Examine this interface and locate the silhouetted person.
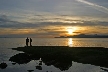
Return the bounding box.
[26,37,29,47]
[30,38,32,46]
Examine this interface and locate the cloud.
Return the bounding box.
[0,15,9,22]
[0,14,108,37]
[0,14,108,29]
[0,0,108,37]
[73,32,81,34]
[76,0,108,14]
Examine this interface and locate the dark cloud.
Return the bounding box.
[0,18,108,29]
[36,31,67,36]
[0,15,9,22]
[73,32,81,34]
[0,34,38,38]
[0,14,108,31]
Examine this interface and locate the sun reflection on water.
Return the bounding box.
[68,38,73,47]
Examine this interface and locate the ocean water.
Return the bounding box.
[0,38,108,72]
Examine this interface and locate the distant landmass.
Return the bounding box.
[55,34,108,38]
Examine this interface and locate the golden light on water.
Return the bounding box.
[68,38,73,47]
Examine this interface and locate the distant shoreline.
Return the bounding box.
[55,37,108,38]
[55,34,108,38]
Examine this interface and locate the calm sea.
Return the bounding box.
[0,38,108,72]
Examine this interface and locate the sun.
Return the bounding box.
[67,27,76,35]
[67,28,73,34]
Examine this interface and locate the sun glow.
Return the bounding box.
[67,27,76,35]
[68,28,73,34]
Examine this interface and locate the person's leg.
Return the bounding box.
[27,42,28,47]
[30,42,32,46]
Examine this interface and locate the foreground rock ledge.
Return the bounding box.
[11,46,108,70]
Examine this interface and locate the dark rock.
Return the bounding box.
[0,62,7,69]
[27,70,34,72]
[101,68,108,71]
[39,62,42,65]
[12,62,16,65]
[9,53,31,64]
[36,66,42,70]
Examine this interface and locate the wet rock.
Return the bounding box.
[36,66,42,70]
[12,62,16,65]
[27,70,34,72]
[101,68,108,72]
[9,53,31,64]
[0,62,7,69]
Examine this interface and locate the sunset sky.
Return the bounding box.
[0,0,108,37]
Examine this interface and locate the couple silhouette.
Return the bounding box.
[26,37,32,47]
